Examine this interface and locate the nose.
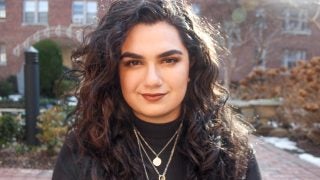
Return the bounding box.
[144,64,162,88]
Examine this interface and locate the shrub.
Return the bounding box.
[0,115,24,148]
[36,106,73,155]
[6,75,18,93]
[233,67,288,100]
[53,78,77,98]
[34,39,63,98]
[234,57,320,144]
[0,76,17,97]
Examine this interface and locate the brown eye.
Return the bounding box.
[162,58,179,64]
[124,60,142,67]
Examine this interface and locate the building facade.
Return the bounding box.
[0,0,107,81]
[194,0,320,82]
[0,0,320,85]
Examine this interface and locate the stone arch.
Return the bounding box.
[13,25,84,57]
[14,25,86,94]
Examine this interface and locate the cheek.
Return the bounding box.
[119,70,128,94]
[120,71,138,94]
[168,64,189,90]
[181,64,190,92]
[179,62,190,82]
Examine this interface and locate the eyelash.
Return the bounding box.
[123,60,142,67]
[122,57,179,67]
[162,57,179,64]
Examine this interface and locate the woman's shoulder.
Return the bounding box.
[246,151,262,180]
[52,131,92,180]
[63,131,79,150]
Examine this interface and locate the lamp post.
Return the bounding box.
[24,46,40,145]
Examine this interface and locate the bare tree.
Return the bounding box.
[250,6,281,69]
[222,20,251,90]
[195,0,320,90]
[310,3,320,30]
[196,0,262,90]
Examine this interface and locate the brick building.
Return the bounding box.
[194,0,320,83]
[0,0,320,91]
[0,0,108,93]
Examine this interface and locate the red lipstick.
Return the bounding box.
[142,93,166,102]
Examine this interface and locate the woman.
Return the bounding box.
[53,0,261,179]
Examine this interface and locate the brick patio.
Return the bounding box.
[252,136,320,180]
[0,136,319,180]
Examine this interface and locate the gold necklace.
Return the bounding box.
[133,123,182,180]
[134,123,182,166]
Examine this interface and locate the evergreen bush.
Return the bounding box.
[53,78,77,98]
[34,39,63,98]
[0,75,17,97]
[0,115,24,148]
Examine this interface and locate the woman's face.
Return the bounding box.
[119,21,190,124]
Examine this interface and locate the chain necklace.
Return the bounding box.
[133,122,182,180]
[136,133,150,180]
[134,123,182,167]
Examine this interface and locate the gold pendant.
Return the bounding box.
[159,175,166,180]
[153,157,162,166]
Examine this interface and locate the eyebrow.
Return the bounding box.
[120,49,183,60]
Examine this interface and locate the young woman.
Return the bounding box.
[53,0,261,179]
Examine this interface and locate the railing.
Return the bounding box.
[0,108,46,116]
[0,108,25,116]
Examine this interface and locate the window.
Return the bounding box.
[283,49,306,68]
[283,9,310,35]
[0,0,5,19]
[23,0,48,24]
[0,44,6,66]
[72,1,97,25]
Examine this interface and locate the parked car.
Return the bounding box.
[8,94,23,102]
[66,96,78,106]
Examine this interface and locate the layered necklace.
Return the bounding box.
[133,122,183,180]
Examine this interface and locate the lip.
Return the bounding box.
[141,93,166,102]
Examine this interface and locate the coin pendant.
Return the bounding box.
[153,157,162,166]
[159,175,166,180]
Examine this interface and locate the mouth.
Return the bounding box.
[141,93,166,102]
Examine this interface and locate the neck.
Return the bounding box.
[133,115,183,139]
[133,110,181,124]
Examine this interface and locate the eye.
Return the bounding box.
[123,60,142,67]
[162,57,179,64]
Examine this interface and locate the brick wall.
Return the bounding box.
[1,0,320,82]
[195,0,320,81]
[0,0,97,80]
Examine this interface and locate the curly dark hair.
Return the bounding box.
[70,0,252,179]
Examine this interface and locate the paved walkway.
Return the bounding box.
[252,137,320,180]
[0,137,319,180]
[0,168,52,180]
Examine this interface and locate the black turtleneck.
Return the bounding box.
[133,116,188,180]
[52,117,261,180]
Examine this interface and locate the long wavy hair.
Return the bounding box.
[70,0,252,179]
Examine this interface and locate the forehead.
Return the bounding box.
[121,21,187,55]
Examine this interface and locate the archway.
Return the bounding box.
[13,25,83,58]
[14,25,86,94]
